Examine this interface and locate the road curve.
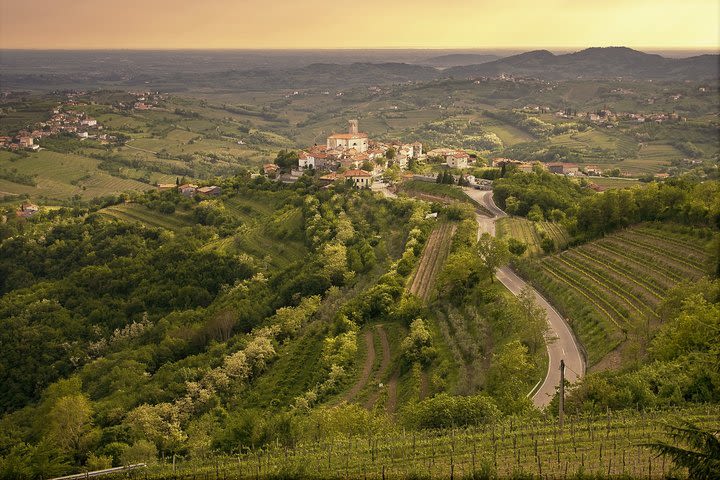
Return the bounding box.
[463,188,585,409]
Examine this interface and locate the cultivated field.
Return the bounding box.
[100,203,195,231]
[112,404,720,479]
[408,221,457,301]
[515,223,712,364]
[496,217,569,256]
[0,150,154,200]
[587,176,643,189]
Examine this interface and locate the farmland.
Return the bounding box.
[99,203,195,231]
[408,221,457,301]
[587,176,643,189]
[105,404,720,479]
[496,217,569,256]
[515,223,713,365]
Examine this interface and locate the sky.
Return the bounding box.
[1,0,718,50]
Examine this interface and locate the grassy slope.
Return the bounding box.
[515,223,712,365]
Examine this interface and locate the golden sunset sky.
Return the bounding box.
[1,0,718,49]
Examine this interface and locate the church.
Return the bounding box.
[326,119,368,153]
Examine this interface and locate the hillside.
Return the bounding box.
[447,47,720,80]
[3,48,718,92]
[102,404,720,479]
[420,53,501,68]
[515,223,713,366]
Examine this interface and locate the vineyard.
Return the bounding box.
[100,203,195,231]
[408,221,457,301]
[495,217,569,256]
[107,405,720,479]
[514,223,712,364]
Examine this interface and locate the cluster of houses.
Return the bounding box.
[156,182,222,197]
[297,119,424,173]
[0,99,115,151]
[124,91,163,111]
[552,108,684,125]
[259,119,485,188]
[492,158,603,177]
[0,134,39,151]
[426,148,473,169]
[261,119,429,188]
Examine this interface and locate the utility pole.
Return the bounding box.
[559,359,565,432]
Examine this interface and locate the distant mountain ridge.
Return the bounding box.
[0,47,716,91]
[445,47,719,80]
[420,53,501,68]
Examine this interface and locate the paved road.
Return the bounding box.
[463,188,585,409]
[372,182,397,198]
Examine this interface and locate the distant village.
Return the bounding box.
[0,91,163,152]
[0,94,114,151]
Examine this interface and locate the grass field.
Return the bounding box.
[0,150,154,201]
[110,404,720,479]
[515,223,712,365]
[587,177,643,189]
[496,217,569,256]
[618,142,681,175]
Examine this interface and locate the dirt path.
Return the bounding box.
[343,330,376,402]
[123,140,158,155]
[364,324,393,409]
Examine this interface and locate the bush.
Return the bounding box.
[507,238,527,256]
[401,319,436,366]
[403,393,500,429]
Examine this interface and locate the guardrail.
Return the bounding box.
[48,464,147,480]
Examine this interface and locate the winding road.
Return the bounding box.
[463,187,585,408]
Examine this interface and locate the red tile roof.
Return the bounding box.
[328,133,368,139]
[343,169,372,177]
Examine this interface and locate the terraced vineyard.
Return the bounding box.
[100,203,195,231]
[408,221,457,301]
[496,217,569,256]
[515,223,712,364]
[116,405,720,479]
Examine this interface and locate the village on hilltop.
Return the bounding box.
[260,119,485,188]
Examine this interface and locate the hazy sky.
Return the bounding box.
[1,0,718,50]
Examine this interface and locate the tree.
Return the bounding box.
[646,421,720,479]
[385,147,396,160]
[124,403,186,458]
[476,233,510,282]
[527,204,544,222]
[516,287,548,354]
[45,394,95,458]
[401,319,436,366]
[504,196,520,216]
[274,150,299,171]
[507,238,527,256]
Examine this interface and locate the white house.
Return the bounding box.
[343,169,373,188]
[298,151,315,169]
[446,151,469,169]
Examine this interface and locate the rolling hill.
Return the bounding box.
[446,47,720,80]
